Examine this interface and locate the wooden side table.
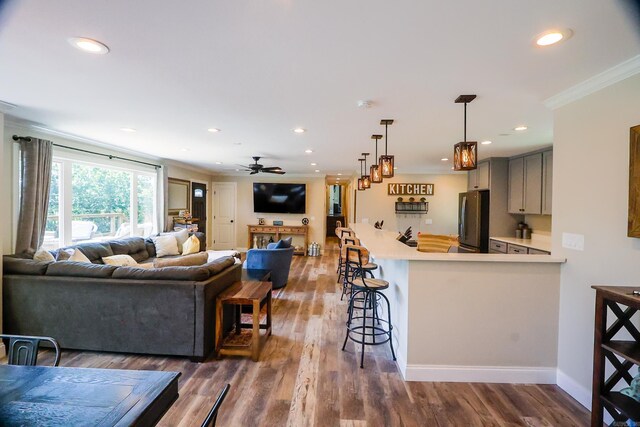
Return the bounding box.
[215,280,272,361]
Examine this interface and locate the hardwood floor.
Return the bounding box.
[30,241,589,426]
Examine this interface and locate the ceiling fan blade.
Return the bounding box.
[250,170,259,175]
[262,170,286,175]
[261,167,283,172]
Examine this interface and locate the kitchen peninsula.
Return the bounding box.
[351,223,565,384]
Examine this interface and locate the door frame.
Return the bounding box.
[212,182,237,250]
[190,179,210,247]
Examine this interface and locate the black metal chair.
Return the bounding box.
[0,334,61,366]
[201,383,231,427]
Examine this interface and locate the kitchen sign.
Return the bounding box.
[388,183,434,196]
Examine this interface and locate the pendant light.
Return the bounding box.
[370,134,383,183]
[453,94,478,171]
[357,158,366,191]
[379,119,395,178]
[361,153,371,189]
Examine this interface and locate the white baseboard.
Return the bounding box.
[556,369,592,410]
[402,364,557,384]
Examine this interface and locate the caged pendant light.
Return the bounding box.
[370,134,383,183]
[379,119,395,178]
[453,94,478,171]
[361,153,371,189]
[357,158,366,190]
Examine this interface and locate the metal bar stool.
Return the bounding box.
[341,245,396,368]
[335,227,355,282]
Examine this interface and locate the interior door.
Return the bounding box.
[191,182,207,238]
[212,183,236,249]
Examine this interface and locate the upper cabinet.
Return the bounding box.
[508,151,548,215]
[467,160,490,190]
[542,150,553,215]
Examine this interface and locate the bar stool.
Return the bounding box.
[335,227,355,281]
[341,245,396,368]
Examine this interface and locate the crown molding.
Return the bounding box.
[544,54,640,110]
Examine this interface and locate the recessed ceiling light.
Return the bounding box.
[208,128,220,133]
[337,173,342,176]
[215,161,222,165]
[68,37,110,54]
[481,140,492,145]
[394,167,398,170]
[535,29,573,47]
[293,128,306,133]
[315,169,320,173]
[305,149,313,154]
[181,148,189,152]
[310,162,317,166]
[441,158,449,161]
[336,178,341,180]
[451,167,455,170]
[120,127,136,132]
[235,169,240,172]
[514,126,528,131]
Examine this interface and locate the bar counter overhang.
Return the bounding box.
[350,223,565,384]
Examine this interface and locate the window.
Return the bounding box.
[42,156,157,250]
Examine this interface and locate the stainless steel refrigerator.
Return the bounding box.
[458,190,490,253]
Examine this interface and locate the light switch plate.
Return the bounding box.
[562,232,585,251]
[425,218,433,225]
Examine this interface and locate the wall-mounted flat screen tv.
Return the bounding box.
[253,183,306,214]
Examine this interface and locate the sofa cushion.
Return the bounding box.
[181,235,200,255]
[103,254,138,267]
[71,242,114,264]
[112,265,210,281]
[145,239,157,258]
[160,229,190,253]
[152,235,180,258]
[33,249,55,263]
[153,252,208,268]
[46,261,117,278]
[274,237,293,249]
[3,256,51,275]
[69,249,91,263]
[204,256,235,276]
[109,237,150,262]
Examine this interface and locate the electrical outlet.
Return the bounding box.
[425,218,433,225]
[562,232,585,251]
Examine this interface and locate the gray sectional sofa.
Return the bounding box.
[2,234,241,361]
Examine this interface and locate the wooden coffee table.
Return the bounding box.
[215,278,272,361]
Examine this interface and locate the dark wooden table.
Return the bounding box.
[215,276,272,361]
[0,364,180,426]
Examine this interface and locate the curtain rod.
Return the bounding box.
[12,135,161,169]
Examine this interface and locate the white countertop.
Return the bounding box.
[489,236,552,253]
[351,223,564,263]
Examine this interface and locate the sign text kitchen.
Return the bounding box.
[387,183,434,196]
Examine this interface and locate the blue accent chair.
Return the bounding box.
[243,238,295,289]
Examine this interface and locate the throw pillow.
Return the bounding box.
[33,249,55,263]
[181,235,200,255]
[274,237,293,249]
[102,254,138,267]
[55,248,73,261]
[153,252,208,268]
[68,249,91,263]
[160,229,190,253]
[153,234,180,258]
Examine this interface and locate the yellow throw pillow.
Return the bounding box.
[181,235,200,255]
[102,254,138,267]
[69,249,91,263]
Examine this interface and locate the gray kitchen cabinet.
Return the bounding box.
[507,243,528,254]
[489,239,507,253]
[508,153,543,214]
[467,160,490,190]
[542,150,553,215]
[528,248,550,255]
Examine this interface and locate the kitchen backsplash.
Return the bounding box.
[524,214,552,235]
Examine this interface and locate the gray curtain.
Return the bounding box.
[15,138,53,253]
[155,164,168,233]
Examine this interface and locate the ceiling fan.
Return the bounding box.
[238,156,286,175]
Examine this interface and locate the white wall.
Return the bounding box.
[214,175,326,251]
[0,112,5,338]
[553,73,640,407]
[354,173,467,235]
